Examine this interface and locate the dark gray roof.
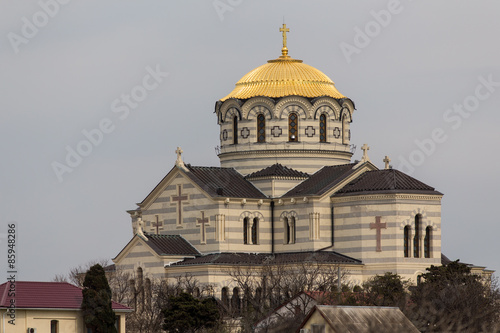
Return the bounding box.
[144,233,200,256]
[169,251,361,267]
[333,169,442,196]
[185,165,266,198]
[283,163,357,197]
[246,164,309,179]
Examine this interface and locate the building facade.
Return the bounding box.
[113,25,448,301]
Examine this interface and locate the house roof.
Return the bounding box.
[185,165,266,198]
[0,281,131,311]
[169,251,362,267]
[333,169,442,196]
[144,233,201,256]
[283,163,357,197]
[245,163,310,179]
[297,305,419,333]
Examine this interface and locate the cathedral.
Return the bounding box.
[112,25,472,297]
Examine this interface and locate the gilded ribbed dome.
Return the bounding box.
[220,54,346,101]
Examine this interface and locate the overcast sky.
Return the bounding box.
[1,0,499,282]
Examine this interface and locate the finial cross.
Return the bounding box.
[279,24,290,49]
[383,156,391,169]
[361,144,370,161]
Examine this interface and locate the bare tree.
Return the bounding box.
[225,258,349,333]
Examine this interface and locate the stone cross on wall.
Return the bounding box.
[152,215,162,234]
[370,216,386,252]
[171,185,188,226]
[196,211,210,244]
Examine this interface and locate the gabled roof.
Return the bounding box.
[169,251,362,267]
[297,305,419,333]
[113,232,200,262]
[144,233,200,256]
[333,169,442,196]
[245,163,309,179]
[283,163,357,197]
[185,165,266,198]
[0,281,130,311]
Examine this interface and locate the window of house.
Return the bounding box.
[243,217,249,244]
[312,324,326,333]
[404,225,410,258]
[319,114,327,142]
[284,217,290,244]
[233,115,238,144]
[115,316,121,333]
[251,217,258,244]
[424,226,431,258]
[257,114,265,143]
[51,320,58,333]
[414,215,421,258]
[289,112,298,142]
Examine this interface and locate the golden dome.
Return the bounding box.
[220,54,346,101]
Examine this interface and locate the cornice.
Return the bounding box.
[331,193,443,203]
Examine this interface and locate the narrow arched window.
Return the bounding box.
[319,114,327,142]
[251,217,258,244]
[424,226,432,258]
[257,114,265,143]
[51,320,59,333]
[221,287,229,309]
[232,287,241,315]
[289,112,298,142]
[284,217,290,244]
[243,217,249,244]
[342,111,349,145]
[414,215,421,258]
[233,116,238,144]
[404,226,410,258]
[290,217,296,244]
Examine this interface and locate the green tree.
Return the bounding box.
[362,272,409,308]
[408,260,500,332]
[162,292,220,333]
[81,264,117,333]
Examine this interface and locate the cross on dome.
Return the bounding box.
[279,23,290,57]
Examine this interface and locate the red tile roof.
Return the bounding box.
[0,281,130,311]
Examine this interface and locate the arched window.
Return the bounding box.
[290,217,296,244]
[414,215,421,258]
[424,226,432,258]
[233,116,238,144]
[257,114,265,143]
[243,217,249,244]
[319,114,327,143]
[284,217,290,244]
[342,110,349,145]
[288,112,298,142]
[51,320,59,333]
[221,287,229,309]
[404,226,410,258]
[251,217,258,244]
[231,287,241,316]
